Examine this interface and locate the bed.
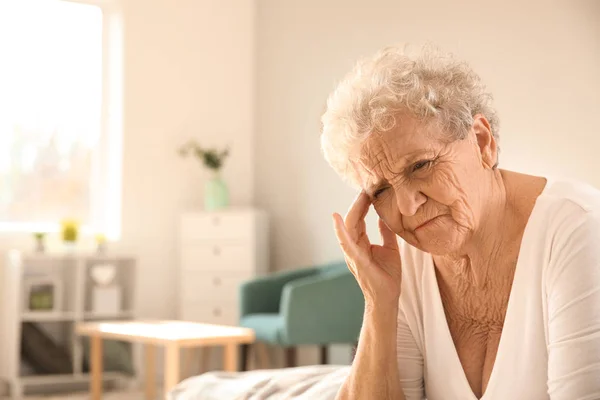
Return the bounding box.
[167,365,350,400]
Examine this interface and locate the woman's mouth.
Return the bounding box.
[415,216,442,231]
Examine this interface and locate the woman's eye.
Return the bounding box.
[373,188,387,199]
[412,160,431,172]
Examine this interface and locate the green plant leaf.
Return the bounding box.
[178,140,229,170]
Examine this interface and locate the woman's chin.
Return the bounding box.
[414,230,464,255]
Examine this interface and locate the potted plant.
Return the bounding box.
[60,219,79,249]
[178,141,230,211]
[33,232,47,253]
[95,233,107,254]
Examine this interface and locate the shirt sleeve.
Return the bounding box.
[546,211,600,399]
[397,305,426,400]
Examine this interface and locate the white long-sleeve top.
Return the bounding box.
[397,179,600,400]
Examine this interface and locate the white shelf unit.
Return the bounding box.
[0,251,136,398]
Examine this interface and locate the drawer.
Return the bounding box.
[181,213,253,241]
[181,243,252,272]
[181,304,239,326]
[181,271,251,304]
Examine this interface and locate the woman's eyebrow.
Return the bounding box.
[383,150,432,173]
[401,150,433,164]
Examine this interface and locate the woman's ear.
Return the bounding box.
[472,114,497,168]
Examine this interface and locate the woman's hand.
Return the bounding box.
[333,191,402,310]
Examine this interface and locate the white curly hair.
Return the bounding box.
[320,44,500,189]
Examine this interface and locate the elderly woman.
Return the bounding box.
[320,45,600,400]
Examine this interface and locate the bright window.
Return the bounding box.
[0,0,121,237]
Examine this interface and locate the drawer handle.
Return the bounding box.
[213,246,221,256]
[213,277,221,286]
[213,308,221,317]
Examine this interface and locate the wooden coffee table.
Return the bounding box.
[76,320,255,400]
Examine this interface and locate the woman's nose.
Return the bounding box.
[395,187,427,216]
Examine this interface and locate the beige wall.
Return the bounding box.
[119,0,255,321]
[255,0,599,364]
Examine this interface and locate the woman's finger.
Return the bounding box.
[379,218,399,250]
[333,213,366,262]
[344,192,371,238]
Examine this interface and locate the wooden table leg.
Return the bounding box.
[164,343,180,399]
[200,347,211,373]
[223,343,237,372]
[182,348,193,379]
[145,344,156,400]
[240,344,250,371]
[256,342,270,369]
[91,336,103,400]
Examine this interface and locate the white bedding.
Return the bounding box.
[167,365,349,400]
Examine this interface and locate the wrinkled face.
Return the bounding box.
[354,114,495,255]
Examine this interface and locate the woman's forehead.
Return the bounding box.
[357,127,440,168]
[351,160,377,189]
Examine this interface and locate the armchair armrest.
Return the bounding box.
[279,270,365,345]
[239,268,318,317]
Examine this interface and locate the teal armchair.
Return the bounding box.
[239,261,364,369]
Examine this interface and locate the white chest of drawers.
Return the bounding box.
[178,208,268,326]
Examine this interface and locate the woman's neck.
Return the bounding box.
[434,170,546,291]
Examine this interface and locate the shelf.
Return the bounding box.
[21,311,134,322]
[20,372,129,386]
[22,253,135,263]
[21,312,77,322]
[2,250,137,393]
[83,310,134,320]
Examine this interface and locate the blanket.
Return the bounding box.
[168,365,350,400]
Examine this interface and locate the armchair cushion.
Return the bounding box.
[239,268,318,316]
[239,314,284,343]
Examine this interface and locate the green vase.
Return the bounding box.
[204,171,229,211]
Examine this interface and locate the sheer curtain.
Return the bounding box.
[0,0,103,232]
